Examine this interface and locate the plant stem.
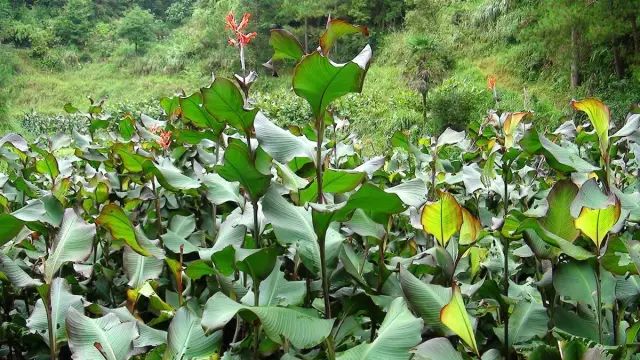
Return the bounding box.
[152,178,163,235]
[252,199,260,248]
[319,233,331,319]
[596,252,603,344]
[502,161,510,359]
[316,117,325,204]
[45,285,56,360]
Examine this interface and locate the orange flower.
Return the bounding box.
[225,11,256,47]
[157,130,172,150]
[487,75,497,91]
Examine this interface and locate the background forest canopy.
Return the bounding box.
[0,0,639,149]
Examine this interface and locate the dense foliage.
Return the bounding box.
[2,15,640,360]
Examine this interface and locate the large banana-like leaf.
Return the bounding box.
[201,292,334,349]
[123,243,164,288]
[164,307,220,360]
[293,45,371,118]
[44,208,96,282]
[254,112,315,164]
[319,19,368,56]
[575,196,621,249]
[540,180,580,242]
[27,278,83,346]
[97,204,150,257]
[216,139,272,201]
[411,338,463,360]
[421,192,463,247]
[336,297,423,360]
[571,98,610,160]
[399,267,451,333]
[495,300,549,346]
[440,285,479,355]
[201,77,257,135]
[66,307,138,360]
[0,252,42,287]
[241,259,306,306]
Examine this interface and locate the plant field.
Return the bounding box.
[1,17,640,360]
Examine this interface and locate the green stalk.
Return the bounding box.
[152,178,163,235]
[502,160,510,359]
[45,284,56,360]
[319,233,331,319]
[596,251,603,344]
[316,117,325,204]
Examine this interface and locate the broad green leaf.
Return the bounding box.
[459,208,482,245]
[216,139,272,201]
[496,300,549,346]
[112,143,151,173]
[179,91,225,134]
[118,115,136,140]
[66,307,137,360]
[338,183,406,221]
[522,130,599,173]
[411,338,463,360]
[241,259,306,306]
[236,247,279,283]
[540,180,580,242]
[202,173,242,205]
[164,307,220,360]
[27,278,83,346]
[293,45,371,118]
[35,149,59,180]
[300,169,366,203]
[440,285,479,355]
[319,19,369,56]
[0,252,42,287]
[575,196,621,248]
[97,204,150,257]
[571,98,610,159]
[201,77,257,134]
[262,186,321,273]
[161,214,200,254]
[399,267,451,333]
[0,214,24,246]
[385,178,428,208]
[202,292,334,349]
[421,192,463,246]
[269,29,304,61]
[345,208,386,239]
[98,306,167,349]
[517,217,594,260]
[153,159,201,191]
[123,244,164,288]
[553,260,596,309]
[44,209,96,282]
[254,112,315,164]
[336,297,423,360]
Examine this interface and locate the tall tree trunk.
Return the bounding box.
[612,41,625,79]
[631,15,639,54]
[304,17,309,53]
[570,26,581,89]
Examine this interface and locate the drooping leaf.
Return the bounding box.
[571,98,610,159]
[319,19,369,56]
[164,307,220,360]
[97,204,150,257]
[293,45,372,118]
[399,267,451,333]
[28,278,83,346]
[66,307,138,360]
[254,112,315,164]
[201,292,334,349]
[44,209,96,282]
[421,192,463,246]
[440,285,479,355]
[459,208,482,245]
[0,252,42,287]
[269,29,305,61]
[336,297,423,360]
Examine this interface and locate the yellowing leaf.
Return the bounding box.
[571,98,610,160]
[440,285,479,355]
[574,197,621,249]
[459,208,482,245]
[503,112,531,149]
[421,192,463,246]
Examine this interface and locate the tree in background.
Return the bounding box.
[54,0,95,46]
[118,6,156,54]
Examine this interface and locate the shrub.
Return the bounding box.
[427,78,489,134]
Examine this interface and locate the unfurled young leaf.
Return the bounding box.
[319,19,369,56]
[421,192,463,246]
[574,196,621,249]
[97,204,151,257]
[440,285,479,355]
[571,98,611,160]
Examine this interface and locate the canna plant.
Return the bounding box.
[3,10,640,360]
